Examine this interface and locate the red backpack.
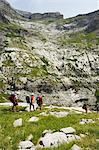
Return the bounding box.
[39,96,43,104]
[9,94,16,103]
[31,95,35,103]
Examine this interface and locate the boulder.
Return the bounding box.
[26,134,33,141]
[38,132,67,148]
[18,140,34,149]
[13,118,22,127]
[71,144,81,150]
[79,119,95,124]
[28,117,39,122]
[49,111,69,117]
[60,127,76,134]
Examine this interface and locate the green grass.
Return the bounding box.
[0,106,99,150]
[58,31,99,49]
[0,93,9,103]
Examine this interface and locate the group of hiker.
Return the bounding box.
[26,93,43,111]
[9,92,99,113]
[9,92,43,112]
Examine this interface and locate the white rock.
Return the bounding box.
[96,139,99,142]
[42,129,53,137]
[60,127,76,134]
[26,134,33,141]
[19,77,27,84]
[49,111,69,118]
[39,132,67,148]
[80,134,86,138]
[19,140,34,149]
[28,117,39,122]
[71,144,81,150]
[13,118,22,127]
[79,119,95,124]
[66,134,80,143]
[39,112,49,116]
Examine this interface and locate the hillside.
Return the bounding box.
[0,0,99,106]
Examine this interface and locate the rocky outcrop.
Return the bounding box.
[30,12,63,20]
[62,10,99,32]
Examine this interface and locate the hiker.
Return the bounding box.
[26,95,30,104]
[82,103,88,113]
[37,95,43,110]
[9,93,18,112]
[30,93,35,111]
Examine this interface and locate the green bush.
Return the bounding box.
[95,89,99,102]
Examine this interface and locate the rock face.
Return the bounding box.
[0,0,99,107]
[62,10,99,32]
[30,12,63,20]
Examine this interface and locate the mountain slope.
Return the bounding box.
[0,0,99,106]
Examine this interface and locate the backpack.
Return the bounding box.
[38,96,43,104]
[36,96,40,105]
[9,94,16,103]
[26,96,30,103]
[82,104,87,109]
[31,95,35,103]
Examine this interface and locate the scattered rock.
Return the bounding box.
[18,140,34,149]
[96,139,99,142]
[79,119,95,124]
[38,127,80,148]
[26,134,33,141]
[13,118,22,127]
[42,129,53,137]
[28,117,39,122]
[71,144,81,150]
[39,112,49,116]
[38,132,67,148]
[49,111,69,117]
[80,134,86,138]
[60,127,76,134]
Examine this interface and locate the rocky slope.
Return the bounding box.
[0,0,99,106]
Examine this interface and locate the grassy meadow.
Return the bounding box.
[0,105,99,150]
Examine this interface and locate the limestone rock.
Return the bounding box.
[79,119,95,124]
[13,118,22,127]
[49,111,69,117]
[26,134,33,141]
[18,140,34,149]
[71,144,81,150]
[38,132,67,148]
[28,117,39,122]
[60,127,76,134]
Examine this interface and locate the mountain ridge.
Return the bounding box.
[0,0,99,107]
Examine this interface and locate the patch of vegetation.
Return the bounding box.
[95,89,99,102]
[3,59,14,67]
[0,93,9,103]
[32,31,47,42]
[0,106,99,150]
[0,22,28,49]
[30,66,49,77]
[58,31,99,49]
[0,80,5,89]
